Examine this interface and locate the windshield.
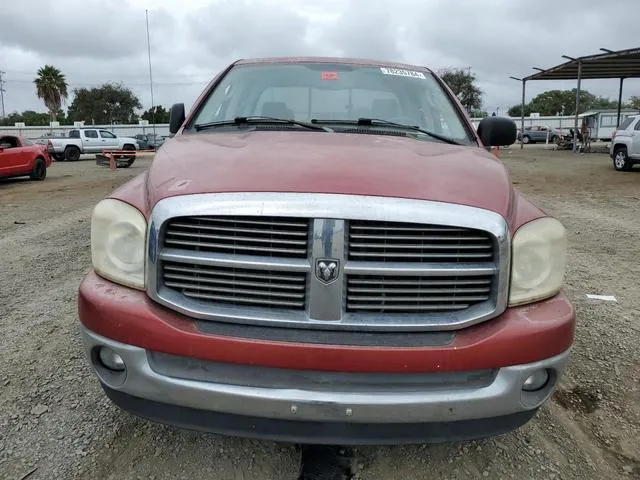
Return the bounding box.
[190,63,474,145]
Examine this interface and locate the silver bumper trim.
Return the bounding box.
[82,327,570,424]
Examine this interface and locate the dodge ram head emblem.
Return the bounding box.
[315,259,340,284]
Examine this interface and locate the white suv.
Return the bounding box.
[610,115,640,171]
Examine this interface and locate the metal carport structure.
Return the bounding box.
[510,47,640,150]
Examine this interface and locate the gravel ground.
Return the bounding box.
[0,148,638,480]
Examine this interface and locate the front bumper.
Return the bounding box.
[81,325,570,444]
[78,270,574,444]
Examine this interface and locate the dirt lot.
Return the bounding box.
[1,148,639,480]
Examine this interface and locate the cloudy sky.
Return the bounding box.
[0,0,638,118]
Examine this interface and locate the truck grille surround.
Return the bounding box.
[147,193,510,332]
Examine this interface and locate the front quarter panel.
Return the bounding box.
[107,170,151,218]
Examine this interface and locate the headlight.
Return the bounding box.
[91,199,147,289]
[509,217,567,306]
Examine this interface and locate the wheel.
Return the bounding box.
[65,145,81,161]
[613,147,632,171]
[119,144,136,162]
[522,135,530,144]
[53,153,65,162]
[29,158,47,181]
[121,158,135,168]
[550,135,558,143]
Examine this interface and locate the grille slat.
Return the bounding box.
[347,304,470,311]
[170,222,309,237]
[190,216,309,228]
[347,275,493,314]
[349,251,493,259]
[165,281,306,299]
[348,220,494,263]
[347,278,491,286]
[165,273,305,291]
[183,291,304,308]
[348,287,491,294]
[167,231,308,246]
[350,234,489,241]
[164,239,308,256]
[164,215,310,259]
[161,262,306,310]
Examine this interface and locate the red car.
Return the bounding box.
[0,135,52,181]
[79,57,574,445]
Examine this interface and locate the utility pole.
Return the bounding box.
[145,10,156,137]
[0,70,6,119]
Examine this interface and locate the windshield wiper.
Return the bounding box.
[194,116,332,132]
[311,118,462,145]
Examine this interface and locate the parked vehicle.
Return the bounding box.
[47,128,138,161]
[609,114,640,171]
[517,125,564,144]
[0,135,51,181]
[134,133,166,150]
[78,57,574,445]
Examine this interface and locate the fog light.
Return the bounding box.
[98,347,125,372]
[522,370,549,392]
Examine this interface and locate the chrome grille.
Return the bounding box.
[348,220,494,262]
[148,193,510,332]
[347,275,493,313]
[162,261,307,310]
[164,216,310,258]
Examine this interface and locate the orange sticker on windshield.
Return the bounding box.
[321,71,339,80]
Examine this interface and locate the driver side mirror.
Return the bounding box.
[169,103,186,134]
[477,116,517,147]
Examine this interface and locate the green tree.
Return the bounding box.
[34,65,69,122]
[626,96,640,110]
[508,104,531,117]
[470,109,488,118]
[67,83,142,124]
[508,89,620,117]
[438,68,483,112]
[20,110,51,126]
[141,105,170,123]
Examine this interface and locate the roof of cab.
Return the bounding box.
[234,56,434,72]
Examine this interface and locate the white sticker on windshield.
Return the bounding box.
[380,67,426,79]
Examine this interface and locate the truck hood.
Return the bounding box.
[147,131,513,217]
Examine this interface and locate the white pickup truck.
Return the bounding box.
[48,128,138,161]
[610,115,640,171]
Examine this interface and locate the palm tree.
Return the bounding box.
[34,65,68,122]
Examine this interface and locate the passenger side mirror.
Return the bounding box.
[169,103,186,134]
[477,116,517,147]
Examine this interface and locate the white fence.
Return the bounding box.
[0,124,171,139]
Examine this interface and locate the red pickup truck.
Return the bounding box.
[78,57,574,445]
[0,135,51,181]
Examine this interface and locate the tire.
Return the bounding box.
[121,158,135,168]
[53,153,65,162]
[29,158,47,181]
[65,145,81,161]
[550,135,558,143]
[613,146,632,171]
[120,144,136,161]
[522,135,530,144]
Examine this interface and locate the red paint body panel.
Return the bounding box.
[0,135,51,179]
[78,271,575,373]
[148,131,513,216]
